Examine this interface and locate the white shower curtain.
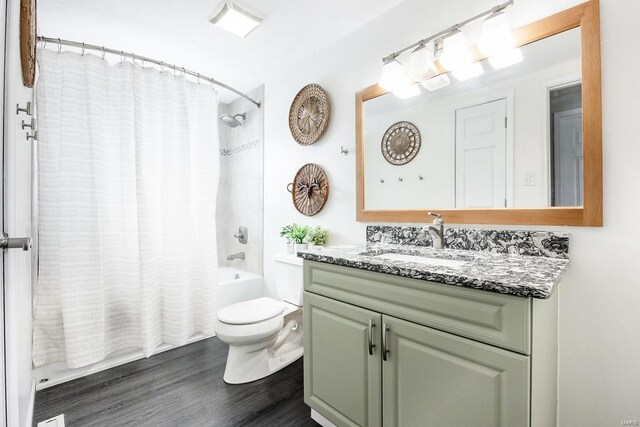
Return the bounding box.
[33,49,219,368]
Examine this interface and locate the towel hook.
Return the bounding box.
[57,38,61,53]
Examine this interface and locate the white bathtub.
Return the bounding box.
[217,267,264,312]
[35,267,264,389]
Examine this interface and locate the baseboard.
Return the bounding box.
[311,409,337,427]
[25,378,36,427]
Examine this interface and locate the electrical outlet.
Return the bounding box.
[524,171,535,186]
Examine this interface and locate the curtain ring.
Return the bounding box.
[196,73,200,84]
[57,38,61,53]
[141,57,145,68]
[101,46,106,60]
[120,50,125,63]
[181,67,186,77]
[173,64,176,77]
[81,42,85,56]
[160,61,164,72]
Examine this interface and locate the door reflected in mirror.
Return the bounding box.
[364,28,582,210]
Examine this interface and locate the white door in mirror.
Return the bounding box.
[455,98,507,208]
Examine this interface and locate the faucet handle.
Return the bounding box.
[427,212,443,225]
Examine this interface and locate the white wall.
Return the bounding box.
[263,0,640,425]
[216,85,264,274]
[4,0,35,425]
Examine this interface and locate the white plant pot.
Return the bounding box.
[294,243,308,253]
[286,242,294,254]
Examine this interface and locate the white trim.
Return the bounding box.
[540,74,582,206]
[452,90,515,208]
[311,409,337,427]
[35,333,213,390]
[25,380,35,427]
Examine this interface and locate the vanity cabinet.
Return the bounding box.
[303,261,558,427]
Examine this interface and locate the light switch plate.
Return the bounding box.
[524,171,535,186]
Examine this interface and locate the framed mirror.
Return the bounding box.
[356,0,601,226]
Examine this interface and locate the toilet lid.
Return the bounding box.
[217,297,285,325]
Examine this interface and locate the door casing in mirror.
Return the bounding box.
[356,0,602,226]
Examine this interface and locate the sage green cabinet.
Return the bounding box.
[304,260,559,427]
[304,292,382,427]
[382,316,529,427]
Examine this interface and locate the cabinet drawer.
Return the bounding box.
[304,261,532,354]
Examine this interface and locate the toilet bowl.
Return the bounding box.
[214,254,304,384]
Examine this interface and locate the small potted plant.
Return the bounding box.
[309,226,329,250]
[280,224,294,254]
[290,223,310,253]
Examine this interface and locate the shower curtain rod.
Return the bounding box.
[37,36,262,108]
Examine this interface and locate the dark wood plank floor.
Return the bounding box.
[34,337,319,427]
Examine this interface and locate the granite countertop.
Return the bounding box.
[297,243,569,299]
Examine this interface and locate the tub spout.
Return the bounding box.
[227,252,245,261]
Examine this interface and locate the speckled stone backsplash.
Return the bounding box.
[366,226,569,259]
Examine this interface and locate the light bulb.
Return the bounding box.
[420,73,451,91]
[488,47,523,69]
[378,59,408,92]
[479,12,516,58]
[409,44,437,81]
[439,30,473,72]
[393,83,420,99]
[452,62,484,81]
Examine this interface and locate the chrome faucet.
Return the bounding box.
[427,212,445,250]
[227,252,245,261]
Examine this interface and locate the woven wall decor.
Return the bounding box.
[381,121,421,165]
[287,163,329,216]
[288,84,329,145]
[20,0,37,88]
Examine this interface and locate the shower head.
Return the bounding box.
[219,113,247,128]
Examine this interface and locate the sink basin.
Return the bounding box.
[374,253,468,268]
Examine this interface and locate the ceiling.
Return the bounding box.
[38,0,406,103]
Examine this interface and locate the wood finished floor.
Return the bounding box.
[33,337,319,427]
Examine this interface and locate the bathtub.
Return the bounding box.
[35,267,264,389]
[217,267,264,312]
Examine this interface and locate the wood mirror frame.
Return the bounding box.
[356,0,602,226]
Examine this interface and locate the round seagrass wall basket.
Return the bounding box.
[288,84,330,145]
[381,121,421,165]
[287,163,330,216]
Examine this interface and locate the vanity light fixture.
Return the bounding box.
[452,62,484,81]
[421,73,451,91]
[409,44,437,81]
[378,0,517,93]
[393,83,421,99]
[378,58,408,92]
[488,47,523,69]
[439,29,474,72]
[209,1,263,38]
[479,10,524,69]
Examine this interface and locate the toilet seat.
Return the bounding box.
[217,297,285,325]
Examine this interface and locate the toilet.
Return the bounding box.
[214,254,304,384]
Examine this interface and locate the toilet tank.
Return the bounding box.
[273,254,304,306]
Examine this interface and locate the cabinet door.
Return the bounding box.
[382,316,530,427]
[304,292,382,427]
